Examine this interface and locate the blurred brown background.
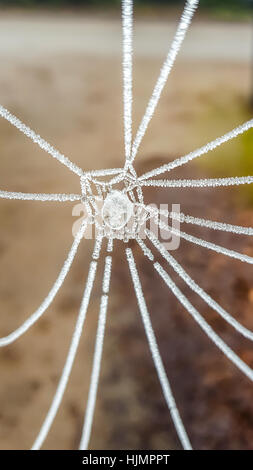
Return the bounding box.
[0,1,253,450]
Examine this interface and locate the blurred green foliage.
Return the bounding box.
[0,0,251,8]
[0,1,252,20]
[0,0,251,22]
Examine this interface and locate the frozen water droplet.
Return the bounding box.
[102,190,133,230]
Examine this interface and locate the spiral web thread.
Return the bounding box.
[0,0,252,450]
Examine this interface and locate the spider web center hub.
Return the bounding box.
[102,190,133,230]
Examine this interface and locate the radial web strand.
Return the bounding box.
[149,214,253,265]
[84,168,122,178]
[79,255,113,450]
[144,205,253,237]
[174,227,253,265]
[0,190,81,203]
[126,248,192,450]
[0,220,87,347]
[129,0,199,165]
[122,0,133,162]
[140,176,253,188]
[0,105,83,177]
[154,262,253,382]
[92,232,104,260]
[136,236,155,261]
[139,118,253,180]
[169,210,253,236]
[145,230,253,341]
[31,241,101,450]
[107,237,114,253]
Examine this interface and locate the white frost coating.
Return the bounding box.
[174,227,253,264]
[139,118,253,180]
[0,220,87,347]
[129,189,137,203]
[178,212,253,236]
[149,212,253,264]
[136,236,154,261]
[0,190,81,203]
[122,0,133,161]
[170,211,253,236]
[140,176,253,188]
[92,233,104,260]
[155,263,253,382]
[79,295,109,450]
[79,255,113,450]
[0,105,83,177]
[129,0,199,165]
[126,248,192,450]
[32,257,99,450]
[102,256,113,294]
[145,205,253,236]
[101,172,126,187]
[102,190,133,230]
[146,230,253,341]
[107,237,114,252]
[136,184,144,204]
[84,168,122,177]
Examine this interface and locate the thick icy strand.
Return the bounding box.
[170,211,253,236]
[32,257,99,450]
[92,233,104,260]
[0,220,87,347]
[176,227,253,264]
[140,176,253,188]
[139,118,253,180]
[102,256,113,294]
[0,190,81,202]
[79,294,108,450]
[153,215,253,264]
[155,263,253,382]
[146,230,253,341]
[136,236,155,261]
[0,105,83,176]
[126,248,192,450]
[79,255,113,450]
[122,0,133,161]
[145,205,253,236]
[107,237,114,252]
[85,168,122,178]
[129,0,199,164]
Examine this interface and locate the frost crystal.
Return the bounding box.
[102,190,133,230]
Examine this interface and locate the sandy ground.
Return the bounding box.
[0,11,252,450]
[0,12,251,62]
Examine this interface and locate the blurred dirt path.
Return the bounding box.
[0,13,251,63]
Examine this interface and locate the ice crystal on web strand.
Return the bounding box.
[126,247,192,450]
[138,119,253,180]
[140,176,253,188]
[128,0,199,166]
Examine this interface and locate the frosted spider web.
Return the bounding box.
[0,0,253,450]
